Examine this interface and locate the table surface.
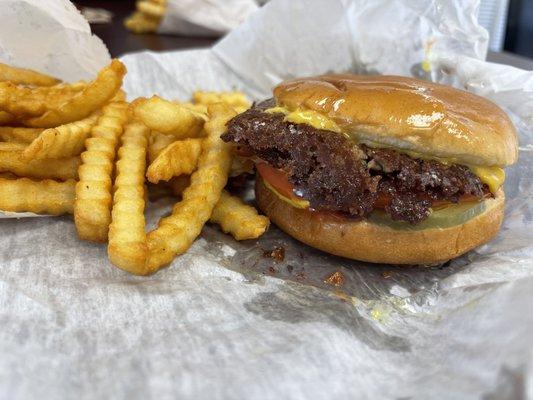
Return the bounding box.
[77,0,533,71]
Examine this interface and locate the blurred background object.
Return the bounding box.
[76,0,532,68]
[80,5,113,24]
[478,0,533,59]
[478,0,510,51]
[504,0,533,58]
[123,0,258,36]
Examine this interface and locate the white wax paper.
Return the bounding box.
[2,0,533,399]
[0,0,110,81]
[159,0,258,37]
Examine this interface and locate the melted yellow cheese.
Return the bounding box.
[266,106,341,133]
[262,178,310,209]
[265,106,505,193]
[468,165,505,194]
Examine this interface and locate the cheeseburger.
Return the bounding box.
[221,75,518,264]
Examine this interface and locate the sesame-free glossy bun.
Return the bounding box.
[256,177,505,265]
[274,74,518,167]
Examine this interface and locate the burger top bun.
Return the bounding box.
[274,74,518,167]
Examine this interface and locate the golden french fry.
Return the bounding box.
[146,138,202,183]
[133,96,205,138]
[0,172,18,179]
[108,121,150,275]
[0,127,43,143]
[181,102,208,116]
[59,80,87,92]
[23,60,126,128]
[233,106,250,114]
[0,62,60,86]
[0,111,15,126]
[0,177,75,215]
[74,101,130,242]
[192,91,251,109]
[168,177,269,241]
[0,82,86,119]
[146,104,236,271]
[137,1,165,18]
[210,191,269,240]
[0,142,79,180]
[22,114,99,160]
[0,82,47,116]
[111,89,126,102]
[124,11,161,33]
[148,131,175,162]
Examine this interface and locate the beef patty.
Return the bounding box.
[221,102,489,223]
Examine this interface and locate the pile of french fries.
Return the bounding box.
[124,0,167,34]
[0,60,269,275]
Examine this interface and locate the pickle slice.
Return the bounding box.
[368,201,487,231]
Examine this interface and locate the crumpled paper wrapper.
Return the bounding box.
[158,0,258,37]
[0,0,110,81]
[2,0,533,398]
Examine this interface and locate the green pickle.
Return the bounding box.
[368,201,487,231]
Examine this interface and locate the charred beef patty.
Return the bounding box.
[222,103,489,223]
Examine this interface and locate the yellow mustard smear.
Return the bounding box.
[265,106,341,133]
[262,177,310,209]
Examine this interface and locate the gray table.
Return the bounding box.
[488,50,533,70]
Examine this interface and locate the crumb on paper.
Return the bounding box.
[382,271,393,279]
[295,271,306,281]
[263,246,285,262]
[286,264,294,273]
[324,271,345,287]
[267,266,277,275]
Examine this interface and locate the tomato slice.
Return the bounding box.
[256,163,303,201]
[256,162,485,211]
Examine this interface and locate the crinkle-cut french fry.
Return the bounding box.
[192,91,251,109]
[74,101,130,242]
[148,131,175,162]
[133,96,205,138]
[0,127,43,143]
[146,138,202,183]
[210,191,269,240]
[0,177,75,215]
[180,102,208,117]
[137,1,165,18]
[168,177,269,240]
[111,89,126,102]
[0,82,86,119]
[233,106,250,114]
[0,62,60,86]
[0,111,15,126]
[124,11,161,33]
[146,104,236,271]
[58,80,87,92]
[0,82,47,117]
[22,114,99,160]
[23,60,126,128]
[0,172,18,179]
[0,142,79,180]
[108,121,150,275]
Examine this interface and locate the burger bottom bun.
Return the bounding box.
[255,177,505,265]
